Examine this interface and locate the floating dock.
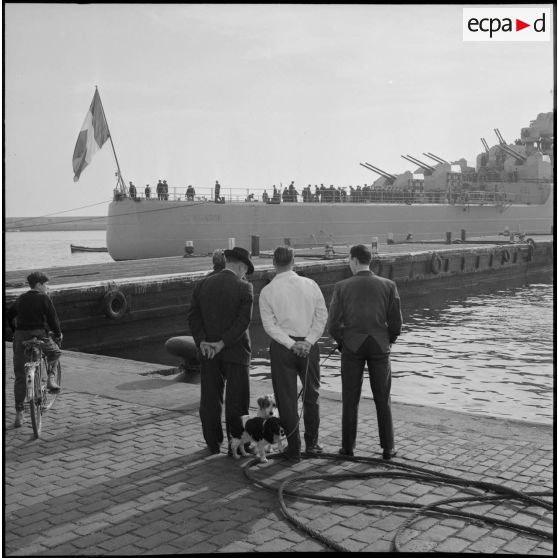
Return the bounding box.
[4,236,553,353]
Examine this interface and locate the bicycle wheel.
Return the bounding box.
[29,366,42,438]
[43,360,61,411]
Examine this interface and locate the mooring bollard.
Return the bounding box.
[228,237,235,249]
[251,235,260,257]
[461,229,466,242]
[183,240,194,257]
[446,232,452,244]
[371,237,379,253]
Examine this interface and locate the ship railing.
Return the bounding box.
[119,187,269,203]
[478,176,552,185]
[461,191,518,205]
[114,184,543,205]
[116,188,452,205]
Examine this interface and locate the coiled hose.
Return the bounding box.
[244,453,553,553]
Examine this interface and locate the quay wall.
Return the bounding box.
[4,241,553,353]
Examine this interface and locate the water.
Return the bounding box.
[5,230,112,271]
[5,231,554,424]
[317,277,554,424]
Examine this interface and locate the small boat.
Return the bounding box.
[70,244,109,253]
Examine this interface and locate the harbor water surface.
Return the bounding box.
[6,230,554,424]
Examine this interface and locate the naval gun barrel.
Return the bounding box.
[423,152,449,165]
[401,155,436,172]
[493,128,527,162]
[494,128,506,144]
[360,162,397,181]
[480,139,490,153]
[495,143,527,162]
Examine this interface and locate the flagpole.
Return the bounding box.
[95,86,127,194]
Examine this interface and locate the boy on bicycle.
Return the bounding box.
[7,271,63,428]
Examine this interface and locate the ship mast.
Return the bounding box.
[95,86,127,194]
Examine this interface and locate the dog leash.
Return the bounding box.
[295,345,338,400]
[286,344,338,441]
[284,355,311,441]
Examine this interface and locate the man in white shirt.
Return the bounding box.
[259,246,328,462]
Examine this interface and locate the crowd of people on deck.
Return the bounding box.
[126,180,171,201]
[262,182,430,204]
[121,178,481,206]
[124,180,199,202]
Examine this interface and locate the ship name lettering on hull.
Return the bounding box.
[188,214,222,223]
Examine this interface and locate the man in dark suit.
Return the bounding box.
[187,246,254,455]
[328,244,402,460]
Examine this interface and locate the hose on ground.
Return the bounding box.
[243,452,553,553]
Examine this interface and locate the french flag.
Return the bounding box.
[72,89,110,182]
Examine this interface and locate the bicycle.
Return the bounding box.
[22,337,62,438]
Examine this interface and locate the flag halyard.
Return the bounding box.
[72,89,110,182]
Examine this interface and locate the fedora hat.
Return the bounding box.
[224,246,254,274]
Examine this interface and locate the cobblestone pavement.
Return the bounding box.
[4,346,554,555]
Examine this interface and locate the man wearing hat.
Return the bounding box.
[208,249,226,276]
[187,246,254,455]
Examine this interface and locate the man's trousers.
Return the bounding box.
[13,329,61,411]
[270,340,320,456]
[340,336,394,451]
[199,358,250,451]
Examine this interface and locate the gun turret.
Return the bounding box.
[494,128,527,162]
[495,143,527,163]
[359,162,397,181]
[423,152,449,165]
[401,155,436,172]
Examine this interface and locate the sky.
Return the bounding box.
[4,3,555,217]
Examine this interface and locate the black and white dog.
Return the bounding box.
[230,415,284,463]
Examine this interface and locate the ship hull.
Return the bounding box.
[107,195,553,260]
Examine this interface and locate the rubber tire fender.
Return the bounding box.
[501,249,511,264]
[430,253,442,274]
[103,290,127,319]
[526,238,536,262]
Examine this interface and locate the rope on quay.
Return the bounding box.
[243,453,553,553]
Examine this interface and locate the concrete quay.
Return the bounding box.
[4,345,554,555]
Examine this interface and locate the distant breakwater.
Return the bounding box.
[5,216,107,232]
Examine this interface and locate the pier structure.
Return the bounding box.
[4,345,553,554]
[4,236,553,354]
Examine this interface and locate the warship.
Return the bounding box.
[106,112,553,261]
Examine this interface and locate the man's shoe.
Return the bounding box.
[14,411,24,428]
[305,444,324,455]
[209,445,221,455]
[383,448,398,460]
[282,449,301,463]
[338,448,354,457]
[47,374,60,391]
